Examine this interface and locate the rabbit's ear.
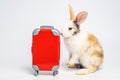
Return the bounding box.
[76,11,88,24]
[69,4,75,21]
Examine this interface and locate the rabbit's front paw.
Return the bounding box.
[66,62,69,66]
[67,62,75,68]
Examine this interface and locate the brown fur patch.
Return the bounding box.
[87,34,104,64]
[87,34,103,50]
[88,34,97,44]
[91,50,103,57]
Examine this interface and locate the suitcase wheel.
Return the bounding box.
[53,71,58,76]
[34,70,39,76]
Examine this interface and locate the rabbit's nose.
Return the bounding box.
[61,32,63,36]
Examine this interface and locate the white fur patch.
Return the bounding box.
[64,31,88,55]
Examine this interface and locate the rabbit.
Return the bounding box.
[61,5,104,75]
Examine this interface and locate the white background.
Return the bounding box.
[0,0,120,80]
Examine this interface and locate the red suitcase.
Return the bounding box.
[31,26,60,76]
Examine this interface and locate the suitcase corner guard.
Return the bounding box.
[52,29,60,36]
[32,28,40,35]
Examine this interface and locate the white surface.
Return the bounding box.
[0,0,120,80]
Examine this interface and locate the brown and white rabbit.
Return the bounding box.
[61,5,104,75]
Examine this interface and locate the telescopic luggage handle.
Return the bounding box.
[40,25,54,29]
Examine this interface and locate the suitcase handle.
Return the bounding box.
[33,25,60,36]
[40,25,60,36]
[40,25,54,29]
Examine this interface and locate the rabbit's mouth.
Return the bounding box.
[61,33,70,39]
[64,37,70,39]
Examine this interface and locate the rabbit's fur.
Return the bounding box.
[61,5,103,75]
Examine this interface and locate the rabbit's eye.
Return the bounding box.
[68,27,72,30]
